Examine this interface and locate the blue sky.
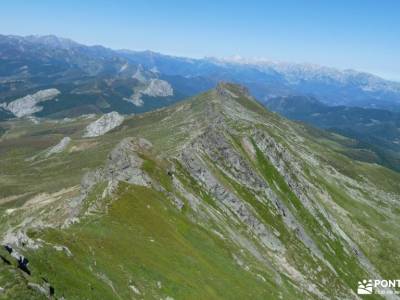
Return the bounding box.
[1,0,399,80]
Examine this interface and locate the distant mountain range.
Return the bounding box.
[0,34,212,119]
[1,34,399,172]
[1,34,400,121]
[119,50,400,110]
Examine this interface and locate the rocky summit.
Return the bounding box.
[0,83,399,299]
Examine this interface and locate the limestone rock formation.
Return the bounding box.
[0,89,60,118]
[83,111,124,137]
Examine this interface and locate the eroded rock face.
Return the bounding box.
[125,95,144,107]
[131,65,147,82]
[142,79,173,98]
[103,138,152,188]
[194,128,265,191]
[46,137,71,157]
[173,121,348,295]
[179,138,284,252]
[124,79,173,107]
[83,112,124,137]
[63,137,153,226]
[0,89,60,118]
[80,137,152,197]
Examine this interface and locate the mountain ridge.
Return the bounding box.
[1,83,399,299]
[1,33,400,123]
[119,48,400,110]
[0,34,213,120]
[265,95,400,172]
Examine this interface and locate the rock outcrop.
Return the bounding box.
[142,79,173,98]
[83,112,124,137]
[46,137,71,157]
[81,137,152,198]
[0,89,60,118]
[124,79,173,107]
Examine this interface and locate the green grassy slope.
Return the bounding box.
[0,83,399,299]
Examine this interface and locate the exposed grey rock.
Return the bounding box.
[253,129,318,217]
[180,148,283,252]
[142,79,173,97]
[83,112,124,137]
[170,195,184,210]
[131,64,147,82]
[95,272,120,298]
[171,176,200,210]
[80,137,152,198]
[124,79,173,107]
[53,245,73,257]
[195,128,265,190]
[46,137,71,157]
[3,228,40,250]
[251,127,397,289]
[129,284,141,295]
[27,283,48,296]
[0,89,60,117]
[184,126,324,259]
[103,137,152,188]
[123,93,144,107]
[63,138,153,225]
[137,137,153,149]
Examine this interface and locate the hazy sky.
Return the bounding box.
[1,0,399,80]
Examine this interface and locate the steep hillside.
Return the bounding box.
[265,95,400,172]
[0,83,399,299]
